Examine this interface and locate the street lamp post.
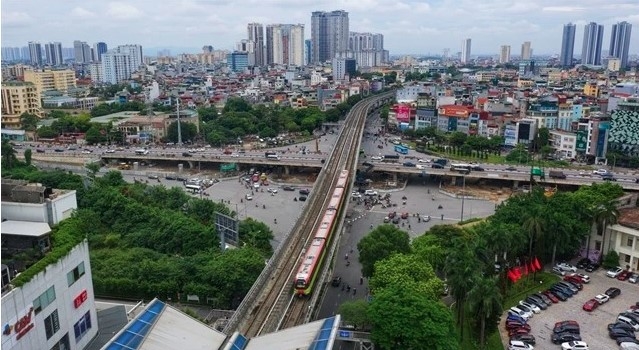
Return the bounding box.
[460,174,466,222]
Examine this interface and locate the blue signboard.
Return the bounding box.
[339,331,352,338]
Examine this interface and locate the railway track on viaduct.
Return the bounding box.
[224,92,394,338]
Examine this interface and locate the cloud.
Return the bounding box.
[106,2,143,20]
[1,11,33,27]
[542,6,585,12]
[70,7,96,18]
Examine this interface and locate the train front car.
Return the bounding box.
[294,238,325,295]
[336,170,349,188]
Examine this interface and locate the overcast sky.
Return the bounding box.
[2,0,638,56]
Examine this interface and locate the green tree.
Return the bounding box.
[357,225,411,277]
[534,127,550,151]
[369,254,443,300]
[522,207,545,260]
[444,238,477,340]
[166,121,197,143]
[411,234,446,272]
[466,275,502,345]
[338,300,370,330]
[198,106,218,123]
[23,148,32,166]
[85,125,106,145]
[602,250,620,269]
[20,113,40,131]
[48,110,69,119]
[449,132,467,147]
[239,218,274,257]
[1,140,18,168]
[223,97,253,113]
[368,281,458,350]
[36,126,58,139]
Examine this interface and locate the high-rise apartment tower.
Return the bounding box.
[560,23,576,67]
[311,10,349,64]
[581,22,604,66]
[609,21,632,69]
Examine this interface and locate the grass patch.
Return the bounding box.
[458,217,484,226]
[503,272,560,309]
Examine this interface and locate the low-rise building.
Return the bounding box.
[1,82,43,129]
[549,130,577,159]
[1,179,77,226]
[609,207,639,271]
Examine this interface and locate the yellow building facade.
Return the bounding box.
[1,82,43,128]
[23,69,76,95]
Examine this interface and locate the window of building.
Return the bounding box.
[33,286,56,314]
[595,241,602,251]
[44,310,60,340]
[628,238,634,247]
[73,311,92,343]
[625,254,631,263]
[50,333,70,350]
[67,262,85,286]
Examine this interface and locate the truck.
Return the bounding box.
[265,151,277,158]
[548,170,566,179]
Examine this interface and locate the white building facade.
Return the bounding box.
[1,241,97,350]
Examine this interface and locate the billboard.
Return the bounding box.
[576,130,587,152]
[396,105,411,123]
[215,212,239,250]
[504,125,517,146]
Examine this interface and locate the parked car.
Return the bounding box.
[510,333,536,346]
[283,186,295,191]
[559,280,581,291]
[505,166,518,171]
[519,300,541,314]
[509,307,533,321]
[607,267,624,278]
[552,332,582,344]
[507,313,527,324]
[553,322,580,335]
[561,341,589,350]
[618,270,631,281]
[629,273,639,284]
[606,287,622,298]
[299,189,310,195]
[595,294,610,304]
[364,189,378,196]
[608,322,636,333]
[564,275,584,286]
[546,289,568,301]
[556,262,578,272]
[371,156,383,161]
[569,273,591,284]
[593,169,609,175]
[402,161,416,167]
[576,258,592,269]
[552,266,566,276]
[298,196,307,202]
[619,339,639,347]
[506,321,531,332]
[583,299,599,312]
[609,327,636,340]
[602,174,617,181]
[267,188,278,194]
[525,295,548,310]
[584,262,599,272]
[508,340,534,350]
[508,328,531,337]
[620,313,639,326]
[541,290,559,303]
[534,293,553,306]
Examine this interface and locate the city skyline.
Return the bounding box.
[1,0,639,56]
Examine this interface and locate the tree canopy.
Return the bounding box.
[357,224,410,277]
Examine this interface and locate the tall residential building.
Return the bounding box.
[581,22,604,66]
[23,69,76,95]
[100,45,143,84]
[44,42,63,66]
[560,23,576,67]
[93,42,108,62]
[73,41,92,63]
[311,10,349,64]
[236,39,256,66]
[461,38,471,64]
[265,24,305,66]
[289,24,305,67]
[499,45,511,64]
[1,82,42,128]
[28,42,43,66]
[332,57,356,81]
[305,39,312,65]
[266,24,284,65]
[609,21,633,69]
[247,23,265,66]
[348,32,388,67]
[521,41,532,60]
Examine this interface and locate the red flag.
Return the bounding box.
[524,263,529,276]
[530,261,537,273]
[534,257,542,270]
[507,269,517,282]
[513,267,522,280]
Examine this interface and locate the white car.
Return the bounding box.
[594,294,610,304]
[555,262,577,272]
[418,158,431,163]
[508,340,534,350]
[351,192,362,198]
[364,190,378,196]
[569,273,590,283]
[371,156,384,161]
[629,273,639,283]
[105,149,115,153]
[519,300,541,314]
[244,194,253,200]
[253,183,260,189]
[620,342,639,350]
[416,164,425,170]
[606,267,623,278]
[267,188,278,194]
[561,341,589,350]
[593,169,609,175]
[509,306,532,320]
[81,150,92,154]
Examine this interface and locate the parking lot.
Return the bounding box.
[515,267,639,349]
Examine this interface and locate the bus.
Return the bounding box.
[265,151,277,158]
[450,163,472,174]
[394,145,409,155]
[382,154,400,163]
[266,154,280,161]
[185,184,201,193]
[135,149,149,155]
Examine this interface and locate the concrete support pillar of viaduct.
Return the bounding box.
[187,161,194,169]
[513,180,519,189]
[451,175,457,186]
[284,166,290,175]
[392,172,398,183]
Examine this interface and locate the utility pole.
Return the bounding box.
[176,96,182,146]
[460,175,466,222]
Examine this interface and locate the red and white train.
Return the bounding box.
[294,170,349,295]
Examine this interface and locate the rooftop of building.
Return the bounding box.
[1,220,51,237]
[1,179,71,204]
[618,207,639,230]
[101,298,340,350]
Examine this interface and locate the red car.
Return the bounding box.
[617,270,630,281]
[564,275,583,286]
[506,321,531,331]
[583,299,599,312]
[508,328,530,337]
[542,290,559,303]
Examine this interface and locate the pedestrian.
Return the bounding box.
[360,277,363,285]
[353,288,357,295]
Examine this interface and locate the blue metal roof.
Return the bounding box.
[308,316,337,350]
[104,299,166,350]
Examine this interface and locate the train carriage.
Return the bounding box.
[294,238,326,294]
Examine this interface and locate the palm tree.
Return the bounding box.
[594,200,619,262]
[467,275,502,346]
[1,140,18,168]
[522,208,545,261]
[444,239,476,342]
